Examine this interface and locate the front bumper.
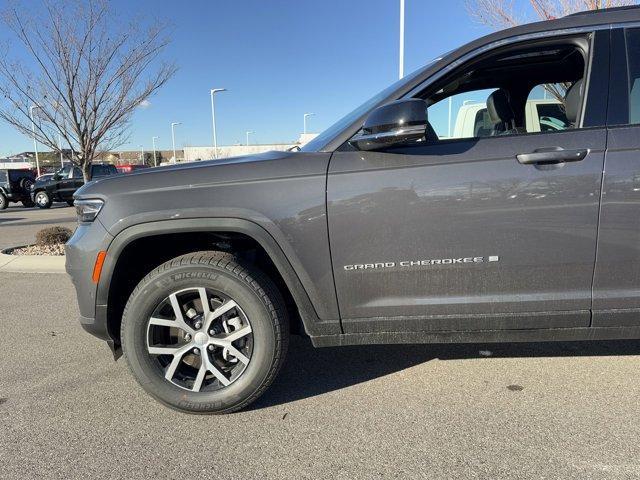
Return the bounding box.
[65,220,115,347]
[79,306,122,359]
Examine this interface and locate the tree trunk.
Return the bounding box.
[82,160,92,183]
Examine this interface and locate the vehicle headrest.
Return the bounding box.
[487,89,514,124]
[564,79,583,124]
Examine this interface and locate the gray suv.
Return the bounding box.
[66,6,640,413]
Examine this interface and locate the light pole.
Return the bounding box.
[246,130,254,146]
[303,113,315,134]
[58,133,64,168]
[140,145,145,165]
[171,122,181,163]
[152,136,159,166]
[29,105,41,177]
[399,0,405,79]
[210,88,227,159]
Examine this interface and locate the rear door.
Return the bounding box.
[592,27,640,326]
[327,31,610,334]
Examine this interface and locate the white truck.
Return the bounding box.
[452,99,568,139]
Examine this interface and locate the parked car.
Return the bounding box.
[0,168,35,209]
[67,6,640,413]
[32,163,118,209]
[116,164,150,174]
[36,173,55,182]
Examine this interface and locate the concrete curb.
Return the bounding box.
[0,247,66,274]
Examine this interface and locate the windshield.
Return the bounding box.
[301,61,439,152]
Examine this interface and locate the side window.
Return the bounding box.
[626,28,640,124]
[419,39,587,144]
[525,83,570,133]
[71,167,82,179]
[0,171,6,183]
[428,89,497,140]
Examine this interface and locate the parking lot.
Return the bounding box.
[2,208,640,479]
[0,203,76,250]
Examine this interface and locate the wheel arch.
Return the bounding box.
[98,218,338,350]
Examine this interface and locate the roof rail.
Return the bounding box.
[565,5,640,18]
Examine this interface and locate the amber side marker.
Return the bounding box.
[92,251,107,283]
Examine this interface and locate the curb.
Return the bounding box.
[0,247,66,274]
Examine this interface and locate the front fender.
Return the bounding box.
[97,218,341,337]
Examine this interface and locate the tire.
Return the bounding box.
[66,199,74,207]
[34,190,52,209]
[19,178,34,192]
[21,199,35,208]
[0,193,7,210]
[121,251,289,414]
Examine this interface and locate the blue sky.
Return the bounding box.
[0,0,535,155]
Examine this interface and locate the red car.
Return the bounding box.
[116,164,150,174]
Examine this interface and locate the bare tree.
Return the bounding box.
[466,0,638,30]
[465,0,637,100]
[0,0,176,181]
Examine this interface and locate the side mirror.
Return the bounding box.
[349,98,428,151]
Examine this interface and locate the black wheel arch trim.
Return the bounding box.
[96,217,341,339]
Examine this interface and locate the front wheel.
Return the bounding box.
[121,251,289,414]
[0,193,7,210]
[34,191,52,209]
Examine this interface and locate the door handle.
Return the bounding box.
[516,147,590,165]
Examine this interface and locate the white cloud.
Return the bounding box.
[138,99,152,109]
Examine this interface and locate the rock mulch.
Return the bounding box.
[10,244,66,256]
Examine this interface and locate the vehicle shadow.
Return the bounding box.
[251,336,640,410]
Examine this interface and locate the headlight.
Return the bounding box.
[75,199,104,223]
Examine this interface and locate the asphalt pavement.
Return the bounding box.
[2,270,640,479]
[0,203,77,250]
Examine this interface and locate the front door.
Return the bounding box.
[327,31,610,333]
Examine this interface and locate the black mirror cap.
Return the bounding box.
[349,98,429,151]
[362,98,428,135]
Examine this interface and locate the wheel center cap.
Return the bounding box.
[194,332,208,346]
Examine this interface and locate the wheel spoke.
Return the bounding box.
[209,300,238,322]
[149,317,180,329]
[168,294,195,334]
[225,345,250,365]
[148,345,182,355]
[225,324,252,343]
[162,344,192,382]
[202,351,231,387]
[197,288,211,316]
[192,363,207,392]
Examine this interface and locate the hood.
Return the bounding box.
[74,150,326,200]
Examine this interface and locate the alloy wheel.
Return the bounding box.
[146,287,253,392]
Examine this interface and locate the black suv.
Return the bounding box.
[32,163,118,209]
[0,168,36,209]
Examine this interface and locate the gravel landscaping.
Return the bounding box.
[9,244,66,256]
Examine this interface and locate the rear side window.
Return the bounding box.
[92,165,110,176]
[626,28,640,124]
[0,171,6,183]
[8,170,31,181]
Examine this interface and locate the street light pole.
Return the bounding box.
[210,88,227,159]
[29,105,41,177]
[246,130,254,146]
[171,122,181,163]
[303,113,315,134]
[399,0,405,79]
[140,145,145,165]
[152,136,159,166]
